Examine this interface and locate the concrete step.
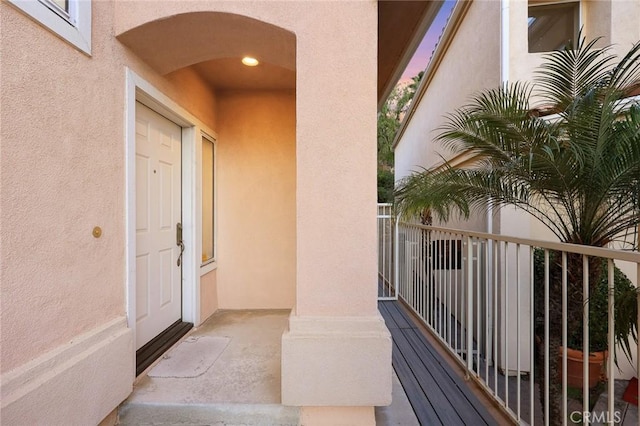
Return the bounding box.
[117,402,300,426]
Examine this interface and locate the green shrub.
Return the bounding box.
[377,168,394,203]
[533,249,637,362]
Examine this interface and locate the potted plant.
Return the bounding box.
[533,249,637,389]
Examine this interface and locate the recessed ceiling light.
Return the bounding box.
[242,57,259,67]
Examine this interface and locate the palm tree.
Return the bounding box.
[395,36,640,425]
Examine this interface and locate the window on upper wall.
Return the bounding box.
[528,1,579,53]
[8,0,91,55]
[201,135,216,265]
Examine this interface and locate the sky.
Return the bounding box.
[399,0,456,84]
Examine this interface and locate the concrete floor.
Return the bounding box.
[120,309,419,425]
[130,310,289,405]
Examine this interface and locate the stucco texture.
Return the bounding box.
[293,1,378,317]
[200,270,218,321]
[115,0,380,318]
[0,0,218,373]
[216,90,296,309]
[1,0,390,420]
[2,0,381,374]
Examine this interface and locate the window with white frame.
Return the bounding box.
[8,0,91,55]
[528,1,579,53]
[201,135,216,265]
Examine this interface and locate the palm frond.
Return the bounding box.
[535,34,617,108]
[395,34,640,249]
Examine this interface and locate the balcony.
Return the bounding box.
[378,203,640,425]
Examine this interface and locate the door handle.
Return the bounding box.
[176,222,185,267]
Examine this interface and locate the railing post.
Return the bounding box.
[544,249,549,425]
[562,252,567,426]
[607,259,614,424]
[516,243,521,420]
[583,255,589,415]
[505,242,510,410]
[530,247,536,426]
[466,235,473,377]
[394,218,399,300]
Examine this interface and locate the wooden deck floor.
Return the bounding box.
[379,299,502,426]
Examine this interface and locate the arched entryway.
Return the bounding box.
[118,10,297,376]
[117,3,390,424]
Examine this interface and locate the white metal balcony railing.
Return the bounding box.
[377,203,397,300]
[377,205,640,425]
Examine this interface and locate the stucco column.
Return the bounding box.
[280,1,391,423]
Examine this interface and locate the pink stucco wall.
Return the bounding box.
[0,0,218,373]
[3,1,387,422]
[113,0,379,317]
[216,90,297,309]
[3,4,382,412]
[200,270,218,321]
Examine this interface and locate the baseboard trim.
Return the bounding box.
[281,313,392,406]
[1,317,134,425]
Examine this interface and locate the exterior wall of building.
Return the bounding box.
[394,0,501,234]
[200,270,219,321]
[113,0,381,322]
[0,0,220,376]
[216,90,296,309]
[0,0,221,421]
[609,0,640,54]
[2,0,390,424]
[584,0,612,47]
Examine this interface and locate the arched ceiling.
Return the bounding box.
[117,12,296,91]
[189,58,295,91]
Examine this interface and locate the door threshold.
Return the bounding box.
[136,320,193,376]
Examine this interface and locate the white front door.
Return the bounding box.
[135,102,183,350]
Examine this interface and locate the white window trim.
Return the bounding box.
[8,0,91,55]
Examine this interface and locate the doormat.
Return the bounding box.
[148,335,231,378]
[623,377,638,406]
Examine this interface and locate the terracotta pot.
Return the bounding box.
[558,347,607,389]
